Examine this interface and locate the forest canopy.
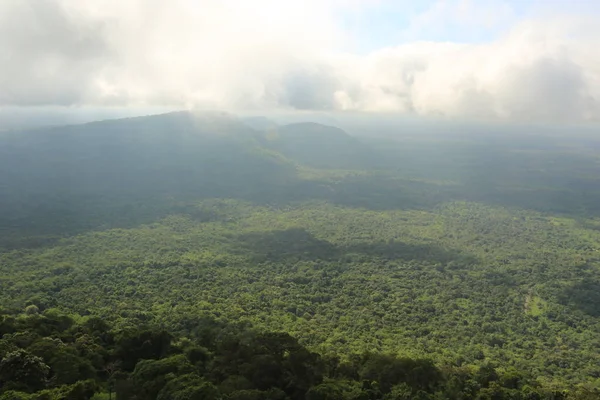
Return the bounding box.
[1,112,600,398]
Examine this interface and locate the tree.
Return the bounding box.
[130,355,192,399]
[114,330,172,371]
[157,374,220,400]
[0,349,49,393]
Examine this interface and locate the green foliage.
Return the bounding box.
[0,391,32,400]
[32,380,98,400]
[1,312,589,400]
[2,113,600,397]
[156,374,219,400]
[0,349,50,393]
[114,330,172,371]
[306,380,365,400]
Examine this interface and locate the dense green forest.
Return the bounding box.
[5,311,596,399]
[1,111,600,398]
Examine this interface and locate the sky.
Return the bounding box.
[1,0,600,125]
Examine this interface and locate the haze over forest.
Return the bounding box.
[1,1,600,400]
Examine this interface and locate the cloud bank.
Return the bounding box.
[0,0,599,123]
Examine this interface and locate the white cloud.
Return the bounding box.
[0,0,599,123]
[0,0,348,108]
[335,16,600,122]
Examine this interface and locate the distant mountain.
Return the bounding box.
[241,116,279,131]
[0,112,291,234]
[262,122,380,169]
[0,111,389,241]
[270,112,341,127]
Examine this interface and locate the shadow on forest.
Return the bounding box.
[5,170,600,253]
[344,240,478,265]
[233,228,338,262]
[234,227,478,266]
[287,175,600,217]
[239,172,600,219]
[5,114,600,253]
[559,280,600,317]
[5,149,600,253]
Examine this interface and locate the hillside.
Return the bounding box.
[261,122,380,169]
[1,112,600,398]
[0,112,292,243]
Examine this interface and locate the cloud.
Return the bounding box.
[0,0,347,108]
[331,14,600,122]
[0,0,109,105]
[0,0,599,123]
